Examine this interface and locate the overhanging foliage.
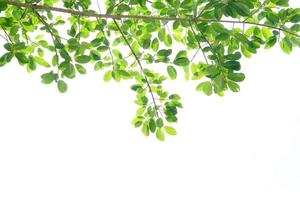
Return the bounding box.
[0,0,299,141]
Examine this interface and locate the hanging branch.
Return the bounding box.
[113,19,160,118]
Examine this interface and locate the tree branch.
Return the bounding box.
[6,0,300,38]
[113,19,159,118]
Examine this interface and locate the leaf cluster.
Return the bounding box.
[1,0,300,140]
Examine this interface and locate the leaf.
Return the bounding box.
[57,80,68,93]
[34,56,50,67]
[181,0,193,9]
[174,57,190,66]
[196,81,213,96]
[142,123,150,137]
[41,72,56,84]
[75,55,91,64]
[231,2,250,16]
[223,61,241,71]
[290,14,300,23]
[149,118,156,133]
[91,38,102,47]
[152,2,165,9]
[27,56,36,72]
[228,72,245,82]
[0,0,7,12]
[156,128,165,141]
[15,53,28,65]
[75,64,87,74]
[265,36,277,49]
[151,38,159,52]
[280,37,293,54]
[156,118,164,128]
[167,66,177,80]
[103,70,112,82]
[164,126,177,136]
[227,81,240,92]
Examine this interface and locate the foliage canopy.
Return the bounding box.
[1,0,300,141]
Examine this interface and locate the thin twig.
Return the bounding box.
[113,19,159,118]
[189,21,209,64]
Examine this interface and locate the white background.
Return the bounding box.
[0,1,300,200]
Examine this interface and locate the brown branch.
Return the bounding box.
[6,0,300,38]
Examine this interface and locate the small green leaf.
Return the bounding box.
[103,70,112,82]
[57,80,68,93]
[34,56,51,67]
[41,72,56,84]
[290,14,300,23]
[142,123,150,137]
[227,81,240,92]
[75,64,87,74]
[15,53,28,64]
[196,81,213,96]
[164,126,177,136]
[0,0,8,12]
[156,128,165,141]
[167,65,177,80]
[280,37,293,54]
[151,38,159,52]
[228,72,245,82]
[149,118,156,133]
[75,55,91,64]
[156,118,164,128]
[223,61,241,71]
[174,57,190,66]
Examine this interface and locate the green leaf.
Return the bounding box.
[60,62,75,79]
[290,14,300,23]
[142,123,150,137]
[156,118,164,128]
[75,55,91,64]
[156,128,165,141]
[103,70,112,82]
[91,38,102,47]
[181,0,193,9]
[152,2,165,9]
[151,38,159,52]
[174,57,190,66]
[75,64,87,74]
[164,126,177,136]
[41,72,56,84]
[227,81,240,92]
[149,118,156,133]
[280,37,293,54]
[265,36,277,49]
[196,81,213,96]
[57,80,68,93]
[167,66,177,80]
[27,56,37,72]
[0,0,8,12]
[34,56,51,67]
[223,61,241,71]
[15,53,28,65]
[228,72,245,82]
[231,2,250,16]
